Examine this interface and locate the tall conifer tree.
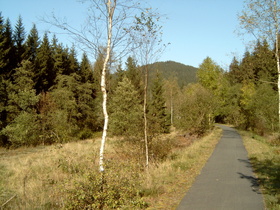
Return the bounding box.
[35,33,55,92]
[14,15,26,66]
[110,76,143,136]
[149,72,170,134]
[79,53,93,83]
[1,18,15,76]
[2,60,39,146]
[69,46,79,73]
[24,24,40,63]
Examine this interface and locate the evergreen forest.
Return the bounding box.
[0,13,279,148]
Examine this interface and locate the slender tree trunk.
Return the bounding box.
[272,0,280,131]
[143,65,149,168]
[276,34,280,131]
[170,88,173,125]
[99,0,115,173]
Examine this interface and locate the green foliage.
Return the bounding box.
[64,170,148,209]
[35,33,55,92]
[79,53,94,83]
[7,60,38,112]
[0,13,101,146]
[251,83,278,133]
[109,76,143,136]
[23,24,40,62]
[225,40,278,133]
[177,84,216,135]
[1,60,39,146]
[125,56,143,95]
[14,15,26,66]
[1,112,39,147]
[148,72,170,134]
[197,57,224,92]
[36,72,97,143]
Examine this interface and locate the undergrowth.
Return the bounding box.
[0,127,222,209]
[240,131,280,210]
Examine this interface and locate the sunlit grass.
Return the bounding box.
[240,131,280,210]
[0,127,222,209]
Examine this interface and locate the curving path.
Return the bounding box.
[177,125,264,210]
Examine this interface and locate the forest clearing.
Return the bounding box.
[1,0,280,209]
[0,127,222,209]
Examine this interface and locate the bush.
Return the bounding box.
[77,128,93,140]
[149,137,174,162]
[1,112,40,147]
[64,169,148,209]
[177,84,216,135]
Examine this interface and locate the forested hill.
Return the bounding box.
[147,61,198,88]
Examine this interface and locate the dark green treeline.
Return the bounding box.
[0,14,170,147]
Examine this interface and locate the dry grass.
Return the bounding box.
[143,126,222,209]
[0,127,222,209]
[240,131,280,210]
[0,139,100,209]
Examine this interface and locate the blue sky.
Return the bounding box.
[1,0,250,69]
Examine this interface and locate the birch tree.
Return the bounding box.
[131,11,166,167]
[44,0,147,172]
[238,0,280,129]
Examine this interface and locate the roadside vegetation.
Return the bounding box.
[0,127,222,209]
[240,131,280,209]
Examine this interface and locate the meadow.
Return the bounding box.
[0,127,222,209]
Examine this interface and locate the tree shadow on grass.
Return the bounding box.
[249,156,280,206]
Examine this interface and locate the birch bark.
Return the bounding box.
[99,0,115,172]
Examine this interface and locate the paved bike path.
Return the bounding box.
[177,125,264,210]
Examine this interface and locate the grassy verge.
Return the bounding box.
[239,131,280,210]
[0,127,222,209]
[144,126,222,209]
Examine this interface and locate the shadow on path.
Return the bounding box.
[177,125,264,210]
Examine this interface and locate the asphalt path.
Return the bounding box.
[177,125,264,210]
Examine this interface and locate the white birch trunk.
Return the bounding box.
[276,34,280,130]
[272,0,280,131]
[99,0,115,172]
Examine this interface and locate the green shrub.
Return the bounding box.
[1,112,40,147]
[77,128,93,140]
[64,169,148,209]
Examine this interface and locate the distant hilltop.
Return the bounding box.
[145,61,198,88]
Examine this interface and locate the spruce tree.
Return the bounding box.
[79,53,94,83]
[0,16,15,145]
[53,42,72,76]
[252,40,276,84]
[24,24,40,63]
[6,60,38,116]
[1,18,15,76]
[69,46,79,73]
[149,72,170,134]
[35,33,55,92]
[13,15,26,66]
[2,60,39,146]
[239,51,255,82]
[0,13,5,70]
[228,57,242,84]
[110,76,143,136]
[125,57,142,89]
